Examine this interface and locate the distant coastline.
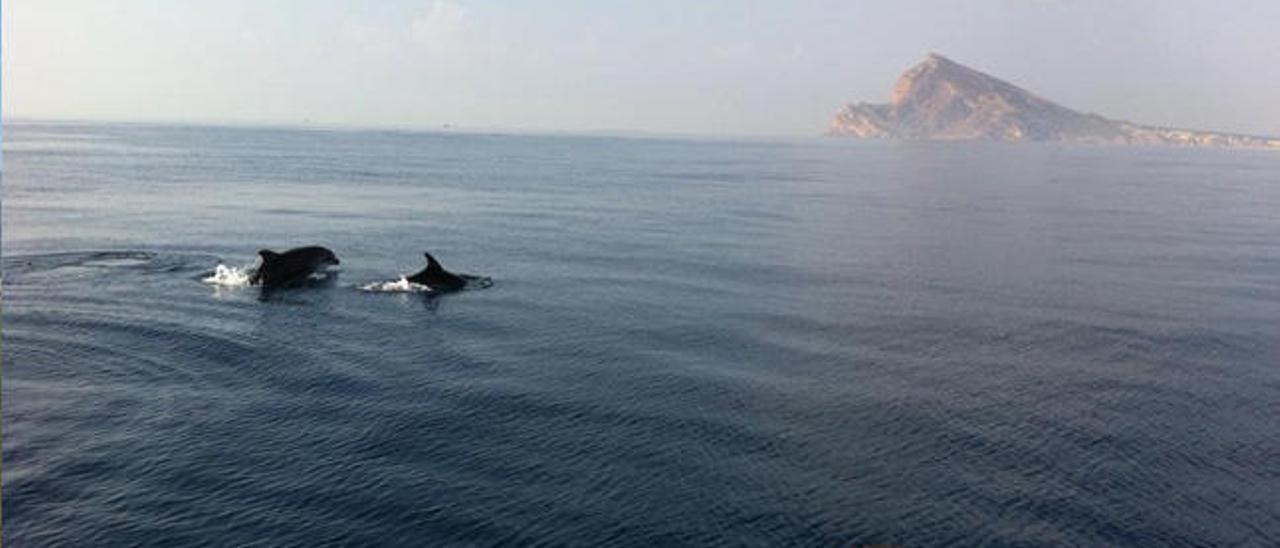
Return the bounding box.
[829,54,1280,150]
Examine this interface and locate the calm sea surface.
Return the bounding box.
[3,122,1279,546]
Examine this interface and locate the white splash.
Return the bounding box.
[359,277,434,293]
[203,264,254,287]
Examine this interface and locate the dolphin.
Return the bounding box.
[406,252,468,292]
[249,246,340,287]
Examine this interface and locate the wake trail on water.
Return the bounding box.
[358,275,492,293]
[358,277,435,294]
[202,264,339,287]
[201,263,488,293]
[202,264,424,292]
[203,264,255,287]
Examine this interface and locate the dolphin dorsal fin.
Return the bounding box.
[423,252,445,273]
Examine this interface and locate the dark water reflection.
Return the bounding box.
[3,123,1279,546]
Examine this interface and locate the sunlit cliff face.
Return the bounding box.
[831,54,1280,149]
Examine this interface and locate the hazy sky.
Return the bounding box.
[5,1,1279,136]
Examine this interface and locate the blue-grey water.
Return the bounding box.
[3,122,1279,546]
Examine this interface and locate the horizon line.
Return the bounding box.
[0,114,818,143]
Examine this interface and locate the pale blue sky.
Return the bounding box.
[4,1,1279,136]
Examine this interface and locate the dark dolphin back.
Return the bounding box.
[407,252,467,291]
[253,246,339,287]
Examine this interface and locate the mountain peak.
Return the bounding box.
[916,53,967,75]
[923,52,953,65]
[830,55,1280,149]
[888,53,1023,112]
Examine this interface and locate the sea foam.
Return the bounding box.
[358,277,434,293]
[203,264,254,287]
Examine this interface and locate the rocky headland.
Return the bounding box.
[830,54,1280,149]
